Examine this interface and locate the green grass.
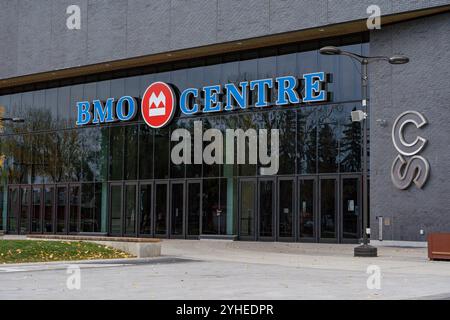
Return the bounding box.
[0,240,133,264]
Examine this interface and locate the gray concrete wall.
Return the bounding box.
[369,11,450,241]
[1,0,450,80]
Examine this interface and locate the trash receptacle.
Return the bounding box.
[428,233,450,261]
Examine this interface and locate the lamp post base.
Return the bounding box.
[354,244,378,257]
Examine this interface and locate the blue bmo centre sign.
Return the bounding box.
[76,71,330,129]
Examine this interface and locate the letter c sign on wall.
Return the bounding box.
[391,110,430,190]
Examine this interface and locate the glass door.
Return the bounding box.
[7,186,20,234]
[298,177,316,241]
[278,178,295,241]
[56,186,68,234]
[258,178,275,241]
[154,182,169,237]
[202,178,221,235]
[239,179,256,240]
[319,177,338,242]
[187,181,201,238]
[124,183,137,236]
[31,186,43,233]
[43,186,55,233]
[139,182,153,236]
[341,176,361,242]
[170,181,185,238]
[109,183,123,236]
[69,185,81,234]
[19,186,31,235]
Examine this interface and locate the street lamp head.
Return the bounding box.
[388,55,409,65]
[12,118,25,123]
[319,46,342,55]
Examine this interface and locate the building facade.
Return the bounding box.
[0,1,449,243]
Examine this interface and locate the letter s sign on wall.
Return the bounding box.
[391,110,430,190]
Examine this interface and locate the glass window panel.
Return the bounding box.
[20,187,30,234]
[279,180,294,238]
[96,80,111,101]
[69,84,84,127]
[239,180,255,237]
[44,186,54,233]
[139,184,152,235]
[187,182,200,236]
[109,126,124,180]
[259,180,274,237]
[125,184,137,235]
[202,178,220,235]
[8,187,20,233]
[81,183,95,232]
[124,125,138,180]
[170,119,186,179]
[342,178,359,239]
[56,187,67,233]
[57,86,71,128]
[31,187,42,233]
[69,185,80,233]
[298,107,317,174]
[138,124,153,180]
[45,88,58,130]
[94,183,104,233]
[171,183,184,235]
[55,130,82,182]
[339,43,362,101]
[275,110,297,175]
[320,179,336,239]
[154,127,169,179]
[299,179,315,238]
[339,104,362,172]
[155,183,168,235]
[318,106,339,173]
[110,185,122,235]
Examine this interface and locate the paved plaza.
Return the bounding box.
[1,240,450,300]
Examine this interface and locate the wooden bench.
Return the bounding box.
[428,233,450,261]
[27,235,161,258]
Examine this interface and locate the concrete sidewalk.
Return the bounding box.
[0,240,449,300]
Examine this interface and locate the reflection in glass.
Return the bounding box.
[171,183,184,235]
[44,186,54,233]
[139,184,152,235]
[342,178,359,239]
[81,184,95,232]
[139,125,153,180]
[20,187,30,234]
[125,184,137,235]
[109,126,124,180]
[279,180,294,238]
[7,187,19,233]
[318,108,339,173]
[69,185,80,233]
[31,187,42,233]
[259,180,274,238]
[202,178,220,235]
[56,186,67,233]
[124,126,138,180]
[155,183,168,235]
[339,106,361,173]
[187,182,201,235]
[320,179,336,239]
[110,185,122,235]
[154,128,170,179]
[298,108,317,174]
[239,180,255,237]
[299,179,315,238]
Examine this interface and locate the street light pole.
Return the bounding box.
[319,46,409,257]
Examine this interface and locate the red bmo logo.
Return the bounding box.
[141,82,176,128]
